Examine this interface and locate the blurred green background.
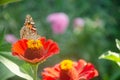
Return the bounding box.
[0,0,120,80]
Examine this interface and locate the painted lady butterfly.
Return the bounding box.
[20,15,40,39]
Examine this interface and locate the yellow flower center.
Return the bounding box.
[60,60,73,70]
[27,39,43,49]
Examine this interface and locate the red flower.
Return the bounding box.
[12,37,59,64]
[42,59,98,80]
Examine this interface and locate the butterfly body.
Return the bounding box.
[20,15,40,39]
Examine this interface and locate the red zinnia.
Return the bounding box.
[42,59,98,80]
[12,37,59,64]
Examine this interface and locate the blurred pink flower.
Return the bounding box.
[47,13,69,34]
[73,18,85,28]
[73,18,85,33]
[5,34,18,44]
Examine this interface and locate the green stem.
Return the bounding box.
[31,64,39,80]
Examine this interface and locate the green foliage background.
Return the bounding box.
[0,0,120,80]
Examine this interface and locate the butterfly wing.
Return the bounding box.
[20,15,40,39]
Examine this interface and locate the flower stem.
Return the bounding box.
[31,64,39,80]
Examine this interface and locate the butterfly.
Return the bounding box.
[20,15,40,39]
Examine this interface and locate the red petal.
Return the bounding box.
[80,63,95,73]
[47,42,59,55]
[12,39,27,55]
[41,37,59,57]
[42,64,60,80]
[79,63,98,79]
[40,37,46,46]
[43,76,55,80]
[76,59,87,72]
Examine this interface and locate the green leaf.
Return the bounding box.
[0,63,14,80]
[0,52,23,64]
[99,51,120,66]
[0,0,21,6]
[0,28,5,46]
[20,63,33,77]
[116,39,120,50]
[0,43,11,51]
[0,28,11,52]
[0,52,33,80]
